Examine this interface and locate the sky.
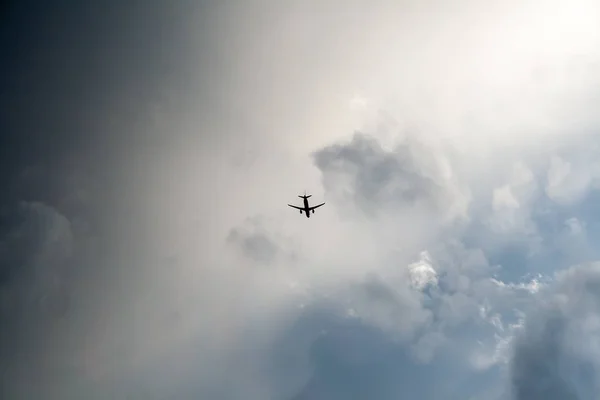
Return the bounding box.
[2,1,600,399]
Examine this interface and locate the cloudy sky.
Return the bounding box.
[2,1,600,399]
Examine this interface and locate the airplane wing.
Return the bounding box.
[288,204,303,210]
[308,202,325,211]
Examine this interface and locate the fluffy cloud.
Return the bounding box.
[268,125,600,398]
[256,117,600,399]
[227,216,300,267]
[314,132,469,221]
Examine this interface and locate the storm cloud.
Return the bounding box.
[3,1,600,399]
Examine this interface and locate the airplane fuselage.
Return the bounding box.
[303,197,311,218]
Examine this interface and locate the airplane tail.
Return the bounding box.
[299,194,312,199]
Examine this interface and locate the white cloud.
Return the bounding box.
[408,251,438,291]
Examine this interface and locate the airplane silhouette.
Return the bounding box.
[288,192,325,218]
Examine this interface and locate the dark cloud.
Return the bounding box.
[227,217,298,266]
[0,202,75,394]
[313,133,447,215]
[511,315,580,399]
[228,230,280,266]
[0,2,191,177]
[0,202,72,317]
[510,263,600,399]
[0,2,201,397]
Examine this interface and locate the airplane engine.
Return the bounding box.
[312,209,315,214]
[299,210,302,214]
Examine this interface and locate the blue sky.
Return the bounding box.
[3,1,600,399]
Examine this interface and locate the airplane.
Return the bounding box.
[288,192,325,218]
